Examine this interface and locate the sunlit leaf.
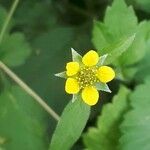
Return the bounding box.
[0,86,49,150]
[104,34,135,65]
[50,99,90,150]
[0,33,31,67]
[92,0,148,80]
[119,77,150,150]
[83,86,130,150]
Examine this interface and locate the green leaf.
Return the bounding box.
[50,99,90,150]
[14,26,75,120]
[104,34,135,65]
[118,21,148,66]
[104,0,137,38]
[92,0,148,80]
[0,86,49,150]
[119,77,150,150]
[92,21,111,51]
[83,86,130,150]
[95,82,111,93]
[0,33,31,67]
[133,21,150,81]
[92,0,137,53]
[0,6,31,67]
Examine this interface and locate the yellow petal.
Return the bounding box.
[81,86,99,106]
[82,50,99,66]
[65,78,80,94]
[66,62,80,76]
[97,66,115,83]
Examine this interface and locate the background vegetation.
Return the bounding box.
[0,0,150,150]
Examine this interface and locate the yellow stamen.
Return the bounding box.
[76,66,99,89]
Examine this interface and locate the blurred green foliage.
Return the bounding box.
[0,86,49,150]
[92,0,150,80]
[0,0,150,150]
[83,86,130,150]
[119,76,150,150]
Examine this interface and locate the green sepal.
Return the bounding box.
[72,94,78,103]
[97,54,108,66]
[55,71,67,79]
[71,48,82,63]
[95,82,111,93]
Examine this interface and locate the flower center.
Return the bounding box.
[76,66,99,89]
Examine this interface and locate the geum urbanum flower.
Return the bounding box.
[55,48,115,106]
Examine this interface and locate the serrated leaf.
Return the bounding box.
[92,0,148,80]
[104,34,135,65]
[95,82,111,93]
[0,33,31,67]
[104,0,137,38]
[71,48,82,63]
[0,86,49,150]
[132,21,150,81]
[118,21,147,66]
[50,99,90,150]
[83,86,130,150]
[93,0,137,53]
[119,77,150,150]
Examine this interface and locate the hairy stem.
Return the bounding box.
[0,0,60,121]
[0,61,60,121]
[0,0,19,43]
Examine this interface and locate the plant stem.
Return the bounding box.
[0,0,60,121]
[0,0,19,43]
[0,61,60,121]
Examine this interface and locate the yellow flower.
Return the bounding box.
[56,49,115,106]
[65,78,80,94]
[66,62,79,76]
[82,50,99,66]
[97,66,115,83]
[82,86,99,106]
